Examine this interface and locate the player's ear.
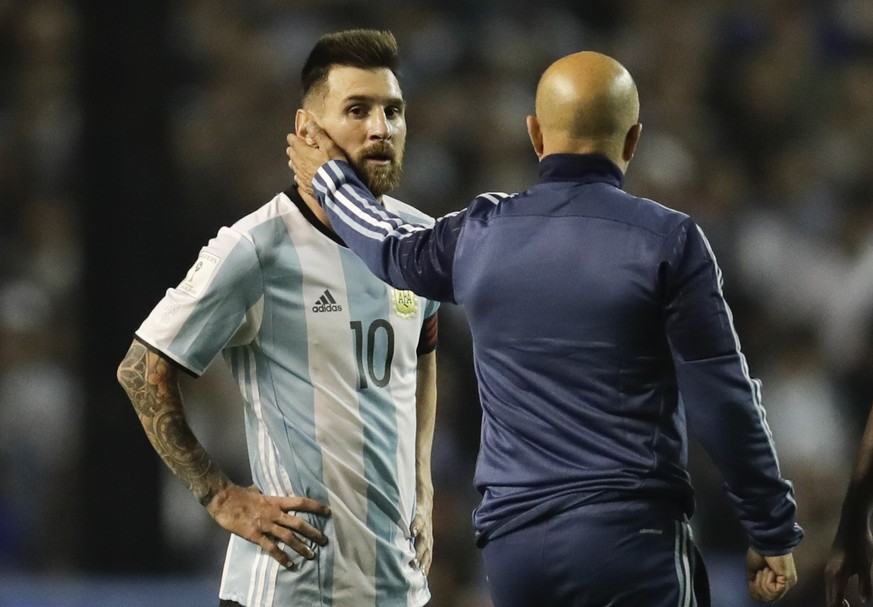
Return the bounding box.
[296,109,322,145]
[295,109,309,136]
[526,115,544,159]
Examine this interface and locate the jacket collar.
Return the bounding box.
[538,154,625,189]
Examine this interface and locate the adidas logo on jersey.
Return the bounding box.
[312,289,343,313]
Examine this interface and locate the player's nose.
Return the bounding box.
[368,109,391,140]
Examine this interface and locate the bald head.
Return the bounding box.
[527,51,642,171]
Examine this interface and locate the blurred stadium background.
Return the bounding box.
[2,0,873,605]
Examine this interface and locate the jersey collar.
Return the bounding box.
[538,154,625,189]
[284,185,347,247]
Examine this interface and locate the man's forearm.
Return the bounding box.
[313,160,457,303]
[415,350,437,502]
[117,339,230,506]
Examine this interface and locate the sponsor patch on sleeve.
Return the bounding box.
[178,251,221,298]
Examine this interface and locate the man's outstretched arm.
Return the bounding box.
[287,123,462,303]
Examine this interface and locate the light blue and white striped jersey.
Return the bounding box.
[135,188,439,607]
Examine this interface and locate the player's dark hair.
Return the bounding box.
[301,29,399,103]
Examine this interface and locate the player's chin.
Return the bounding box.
[364,165,402,197]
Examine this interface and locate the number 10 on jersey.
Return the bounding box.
[350,320,395,389]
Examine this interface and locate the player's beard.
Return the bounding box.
[350,143,404,197]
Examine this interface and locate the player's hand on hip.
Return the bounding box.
[206,483,330,569]
[746,547,798,603]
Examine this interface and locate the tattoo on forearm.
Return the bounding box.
[118,341,224,505]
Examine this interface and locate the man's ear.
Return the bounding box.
[623,122,642,163]
[526,115,544,159]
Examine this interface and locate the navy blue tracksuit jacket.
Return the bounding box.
[311,153,803,557]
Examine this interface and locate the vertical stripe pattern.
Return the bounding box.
[138,191,434,606]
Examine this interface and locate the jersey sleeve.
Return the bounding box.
[662,218,803,555]
[416,311,439,356]
[312,160,465,304]
[135,226,264,376]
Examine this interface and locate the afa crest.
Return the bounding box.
[391,288,417,319]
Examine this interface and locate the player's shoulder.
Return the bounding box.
[219,191,305,243]
[203,191,297,256]
[229,191,295,232]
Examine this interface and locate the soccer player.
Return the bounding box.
[286,50,803,605]
[826,406,873,607]
[117,29,439,607]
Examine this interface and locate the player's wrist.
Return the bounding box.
[199,476,232,510]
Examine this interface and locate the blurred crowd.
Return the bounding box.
[3,0,873,605]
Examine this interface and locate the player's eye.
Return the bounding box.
[348,105,367,118]
[385,106,403,119]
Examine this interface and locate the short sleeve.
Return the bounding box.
[135,226,264,376]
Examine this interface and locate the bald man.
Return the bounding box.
[286,51,803,606]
